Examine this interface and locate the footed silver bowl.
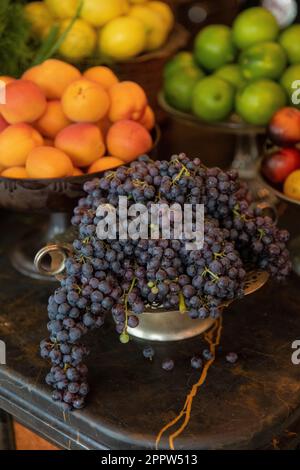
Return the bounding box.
[34,243,269,342]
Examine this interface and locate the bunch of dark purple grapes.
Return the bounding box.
[40,154,291,410]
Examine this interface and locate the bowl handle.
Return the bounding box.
[34,244,72,277]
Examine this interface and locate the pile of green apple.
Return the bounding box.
[163,7,300,126]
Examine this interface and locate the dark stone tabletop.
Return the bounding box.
[0,121,300,450]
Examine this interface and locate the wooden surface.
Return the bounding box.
[0,207,299,450]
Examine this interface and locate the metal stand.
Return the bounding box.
[10,213,70,281]
[231,134,261,180]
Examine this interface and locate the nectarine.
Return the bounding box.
[107,120,152,163]
[268,107,300,146]
[55,123,105,167]
[35,100,71,138]
[0,80,47,124]
[22,59,81,99]
[26,146,74,179]
[62,79,110,123]
[108,81,147,122]
[0,124,44,167]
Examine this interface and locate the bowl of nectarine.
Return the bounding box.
[259,107,300,275]
[0,59,160,278]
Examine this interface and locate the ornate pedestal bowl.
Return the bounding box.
[0,174,95,280]
[259,172,300,276]
[0,127,160,280]
[158,93,266,184]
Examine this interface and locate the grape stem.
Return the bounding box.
[179,292,187,314]
[201,267,220,282]
[172,162,191,185]
[124,277,137,334]
[258,228,266,241]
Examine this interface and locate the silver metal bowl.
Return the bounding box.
[128,270,269,341]
[34,243,269,342]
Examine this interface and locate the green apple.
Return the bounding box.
[192,76,235,122]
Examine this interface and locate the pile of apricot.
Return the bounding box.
[0,59,155,179]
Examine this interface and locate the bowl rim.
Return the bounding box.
[79,23,189,67]
[258,164,300,207]
[158,91,267,135]
[0,124,161,185]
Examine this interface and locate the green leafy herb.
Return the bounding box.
[32,0,84,66]
[0,0,34,77]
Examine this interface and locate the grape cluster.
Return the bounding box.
[41,154,291,409]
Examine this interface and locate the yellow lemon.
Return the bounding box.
[45,0,79,19]
[148,1,174,33]
[129,5,168,51]
[24,2,55,38]
[99,16,146,61]
[129,0,148,3]
[80,0,129,27]
[59,19,97,61]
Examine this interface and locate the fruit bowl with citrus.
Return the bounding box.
[0,58,159,279]
[25,0,175,61]
[260,106,300,275]
[24,1,188,119]
[161,6,300,179]
[162,6,300,126]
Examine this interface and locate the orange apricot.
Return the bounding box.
[139,105,155,130]
[72,167,84,176]
[2,167,29,179]
[108,81,147,122]
[0,124,44,167]
[22,59,81,99]
[62,79,110,123]
[26,146,74,179]
[106,120,152,163]
[83,66,119,90]
[0,76,15,85]
[97,116,112,138]
[55,123,105,167]
[0,115,9,133]
[35,100,71,138]
[0,80,47,124]
[44,138,54,146]
[88,156,125,174]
